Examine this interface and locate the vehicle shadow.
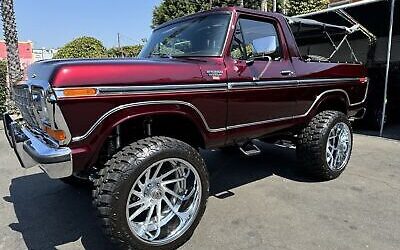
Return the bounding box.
[204,141,320,196]
[5,142,320,249]
[5,174,113,250]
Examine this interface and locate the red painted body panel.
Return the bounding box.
[51,59,205,87]
[29,7,367,172]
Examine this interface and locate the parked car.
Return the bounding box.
[3,7,368,250]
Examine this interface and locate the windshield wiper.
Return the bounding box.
[149,52,174,59]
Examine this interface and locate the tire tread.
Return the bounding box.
[92,136,208,250]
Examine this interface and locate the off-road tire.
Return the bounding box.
[297,111,353,180]
[92,136,209,250]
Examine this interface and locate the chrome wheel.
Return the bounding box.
[326,122,352,171]
[126,158,202,245]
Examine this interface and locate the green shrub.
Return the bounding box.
[54,36,107,59]
[106,45,143,58]
[284,0,329,16]
[0,60,8,114]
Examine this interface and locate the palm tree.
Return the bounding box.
[1,0,22,88]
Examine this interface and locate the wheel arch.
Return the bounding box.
[312,91,350,117]
[73,103,211,171]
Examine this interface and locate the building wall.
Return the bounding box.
[33,49,58,62]
[0,40,34,72]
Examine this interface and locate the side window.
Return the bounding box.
[230,18,282,61]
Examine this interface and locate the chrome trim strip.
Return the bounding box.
[55,78,362,97]
[54,83,228,98]
[70,78,368,142]
[227,116,293,130]
[298,78,358,84]
[228,77,360,90]
[350,78,369,106]
[221,12,235,57]
[227,89,350,130]
[97,83,227,93]
[71,100,226,142]
[227,80,368,130]
[14,80,72,145]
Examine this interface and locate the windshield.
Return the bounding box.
[139,13,231,58]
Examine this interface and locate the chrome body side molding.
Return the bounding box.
[227,77,361,90]
[71,100,227,142]
[54,83,228,98]
[54,77,363,98]
[67,78,368,143]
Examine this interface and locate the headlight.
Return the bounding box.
[30,86,67,143]
[31,87,50,126]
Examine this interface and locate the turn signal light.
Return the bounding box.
[63,88,97,97]
[45,126,67,141]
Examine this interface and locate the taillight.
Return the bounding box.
[359,77,369,84]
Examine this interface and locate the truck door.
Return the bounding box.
[225,16,297,142]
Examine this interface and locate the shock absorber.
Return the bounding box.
[115,125,121,149]
[144,118,152,137]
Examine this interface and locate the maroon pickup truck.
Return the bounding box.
[4,7,368,250]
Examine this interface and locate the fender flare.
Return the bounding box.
[306,90,351,119]
[71,100,219,143]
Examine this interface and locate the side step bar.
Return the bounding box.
[239,141,261,156]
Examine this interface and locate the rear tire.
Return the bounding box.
[297,111,353,180]
[92,136,209,250]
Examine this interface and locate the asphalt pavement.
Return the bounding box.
[0,125,399,250]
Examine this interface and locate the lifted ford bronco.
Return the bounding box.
[4,7,368,249]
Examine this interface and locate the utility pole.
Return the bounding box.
[117,32,123,58]
[261,0,268,11]
[240,0,244,7]
[273,0,277,12]
[1,0,22,88]
[282,0,287,15]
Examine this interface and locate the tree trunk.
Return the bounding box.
[239,0,244,7]
[1,0,22,88]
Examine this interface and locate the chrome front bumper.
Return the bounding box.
[3,113,73,179]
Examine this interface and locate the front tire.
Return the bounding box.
[93,137,209,250]
[297,111,353,180]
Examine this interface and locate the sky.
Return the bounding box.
[0,0,162,49]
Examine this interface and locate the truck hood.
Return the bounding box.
[27,58,207,88]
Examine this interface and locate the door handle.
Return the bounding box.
[280,70,295,76]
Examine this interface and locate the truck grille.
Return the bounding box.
[13,86,41,128]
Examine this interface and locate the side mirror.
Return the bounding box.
[252,36,277,55]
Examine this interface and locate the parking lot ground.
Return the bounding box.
[0,125,399,250]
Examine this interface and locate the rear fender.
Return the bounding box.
[307,91,350,121]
